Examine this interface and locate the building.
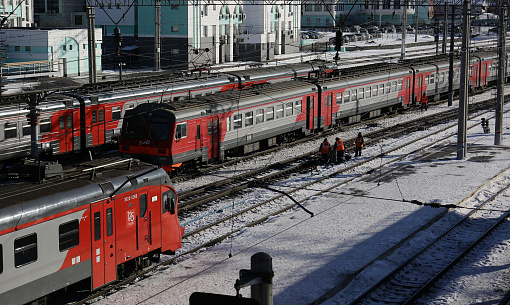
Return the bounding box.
[0,0,34,28]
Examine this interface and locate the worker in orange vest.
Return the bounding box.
[334,137,345,163]
[319,138,331,164]
[354,132,364,157]
[421,92,428,111]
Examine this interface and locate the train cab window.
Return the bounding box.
[336,93,342,104]
[344,91,350,102]
[373,86,378,96]
[5,122,17,139]
[295,101,302,113]
[94,212,101,241]
[112,106,121,121]
[92,110,97,124]
[233,114,242,129]
[276,105,284,119]
[365,87,371,98]
[126,104,135,111]
[256,109,264,124]
[40,118,51,133]
[162,191,176,215]
[106,208,113,236]
[245,111,253,126]
[149,117,171,140]
[59,220,79,251]
[266,107,274,121]
[123,115,146,139]
[140,194,147,218]
[175,123,188,139]
[14,233,37,267]
[286,103,293,116]
[23,122,30,136]
[0,244,2,274]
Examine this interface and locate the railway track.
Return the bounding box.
[347,169,510,305]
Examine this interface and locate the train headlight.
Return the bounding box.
[41,142,51,150]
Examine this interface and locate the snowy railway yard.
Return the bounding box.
[85,80,510,305]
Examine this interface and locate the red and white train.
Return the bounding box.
[0,159,183,305]
[118,52,504,171]
[0,61,334,163]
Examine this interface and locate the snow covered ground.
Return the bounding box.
[92,69,510,305]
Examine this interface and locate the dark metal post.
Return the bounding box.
[250,253,273,305]
[401,0,407,60]
[155,0,161,71]
[448,5,455,106]
[443,3,448,54]
[495,1,506,145]
[87,5,97,84]
[28,93,40,161]
[457,0,470,160]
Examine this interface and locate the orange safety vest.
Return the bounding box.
[355,137,363,148]
[422,94,428,104]
[335,139,345,151]
[321,142,330,154]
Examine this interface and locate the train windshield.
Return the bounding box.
[122,114,146,139]
[148,116,171,141]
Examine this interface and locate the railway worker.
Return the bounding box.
[333,137,345,164]
[354,132,364,157]
[319,138,331,164]
[420,92,428,111]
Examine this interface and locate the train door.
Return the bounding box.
[306,96,314,131]
[196,123,206,163]
[90,200,117,289]
[323,93,333,128]
[137,193,151,249]
[207,117,220,161]
[90,106,106,146]
[58,110,74,153]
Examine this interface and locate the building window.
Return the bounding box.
[14,46,20,51]
[15,233,37,267]
[25,46,31,52]
[306,18,311,26]
[63,45,66,51]
[203,26,208,37]
[59,220,80,252]
[69,45,73,51]
[75,15,83,26]
[304,4,313,11]
[171,4,179,9]
[171,26,179,32]
[314,4,322,11]
[316,18,321,26]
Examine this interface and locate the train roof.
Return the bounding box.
[0,158,171,232]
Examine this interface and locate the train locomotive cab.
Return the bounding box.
[120,104,179,172]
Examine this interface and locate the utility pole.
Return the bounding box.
[87,4,97,84]
[495,0,506,145]
[457,0,471,160]
[401,0,407,60]
[155,0,161,71]
[448,5,455,106]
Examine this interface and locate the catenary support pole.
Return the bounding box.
[155,0,161,71]
[448,5,455,107]
[457,0,470,160]
[251,253,273,305]
[495,1,506,145]
[443,3,448,54]
[87,5,97,84]
[401,0,407,60]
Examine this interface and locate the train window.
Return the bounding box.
[365,87,371,98]
[245,111,253,126]
[94,212,101,241]
[226,117,231,132]
[59,220,80,251]
[196,125,201,139]
[233,114,242,129]
[59,116,65,130]
[23,122,30,136]
[149,117,170,140]
[441,72,445,82]
[379,84,384,94]
[208,121,212,135]
[175,123,188,139]
[256,109,264,124]
[405,79,410,89]
[99,109,104,123]
[5,122,17,139]
[373,86,378,96]
[276,105,284,119]
[140,194,147,218]
[392,82,397,92]
[106,208,113,236]
[0,244,2,274]
[358,89,364,99]
[213,120,218,134]
[398,80,402,90]
[286,103,293,116]
[336,93,342,104]
[126,104,135,110]
[351,89,357,100]
[425,76,429,85]
[92,110,97,124]
[295,100,301,112]
[344,91,350,102]
[162,191,176,215]
[123,115,146,139]
[266,107,274,121]
[430,74,435,84]
[40,118,51,133]
[386,83,391,93]
[67,114,73,129]
[14,233,37,267]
